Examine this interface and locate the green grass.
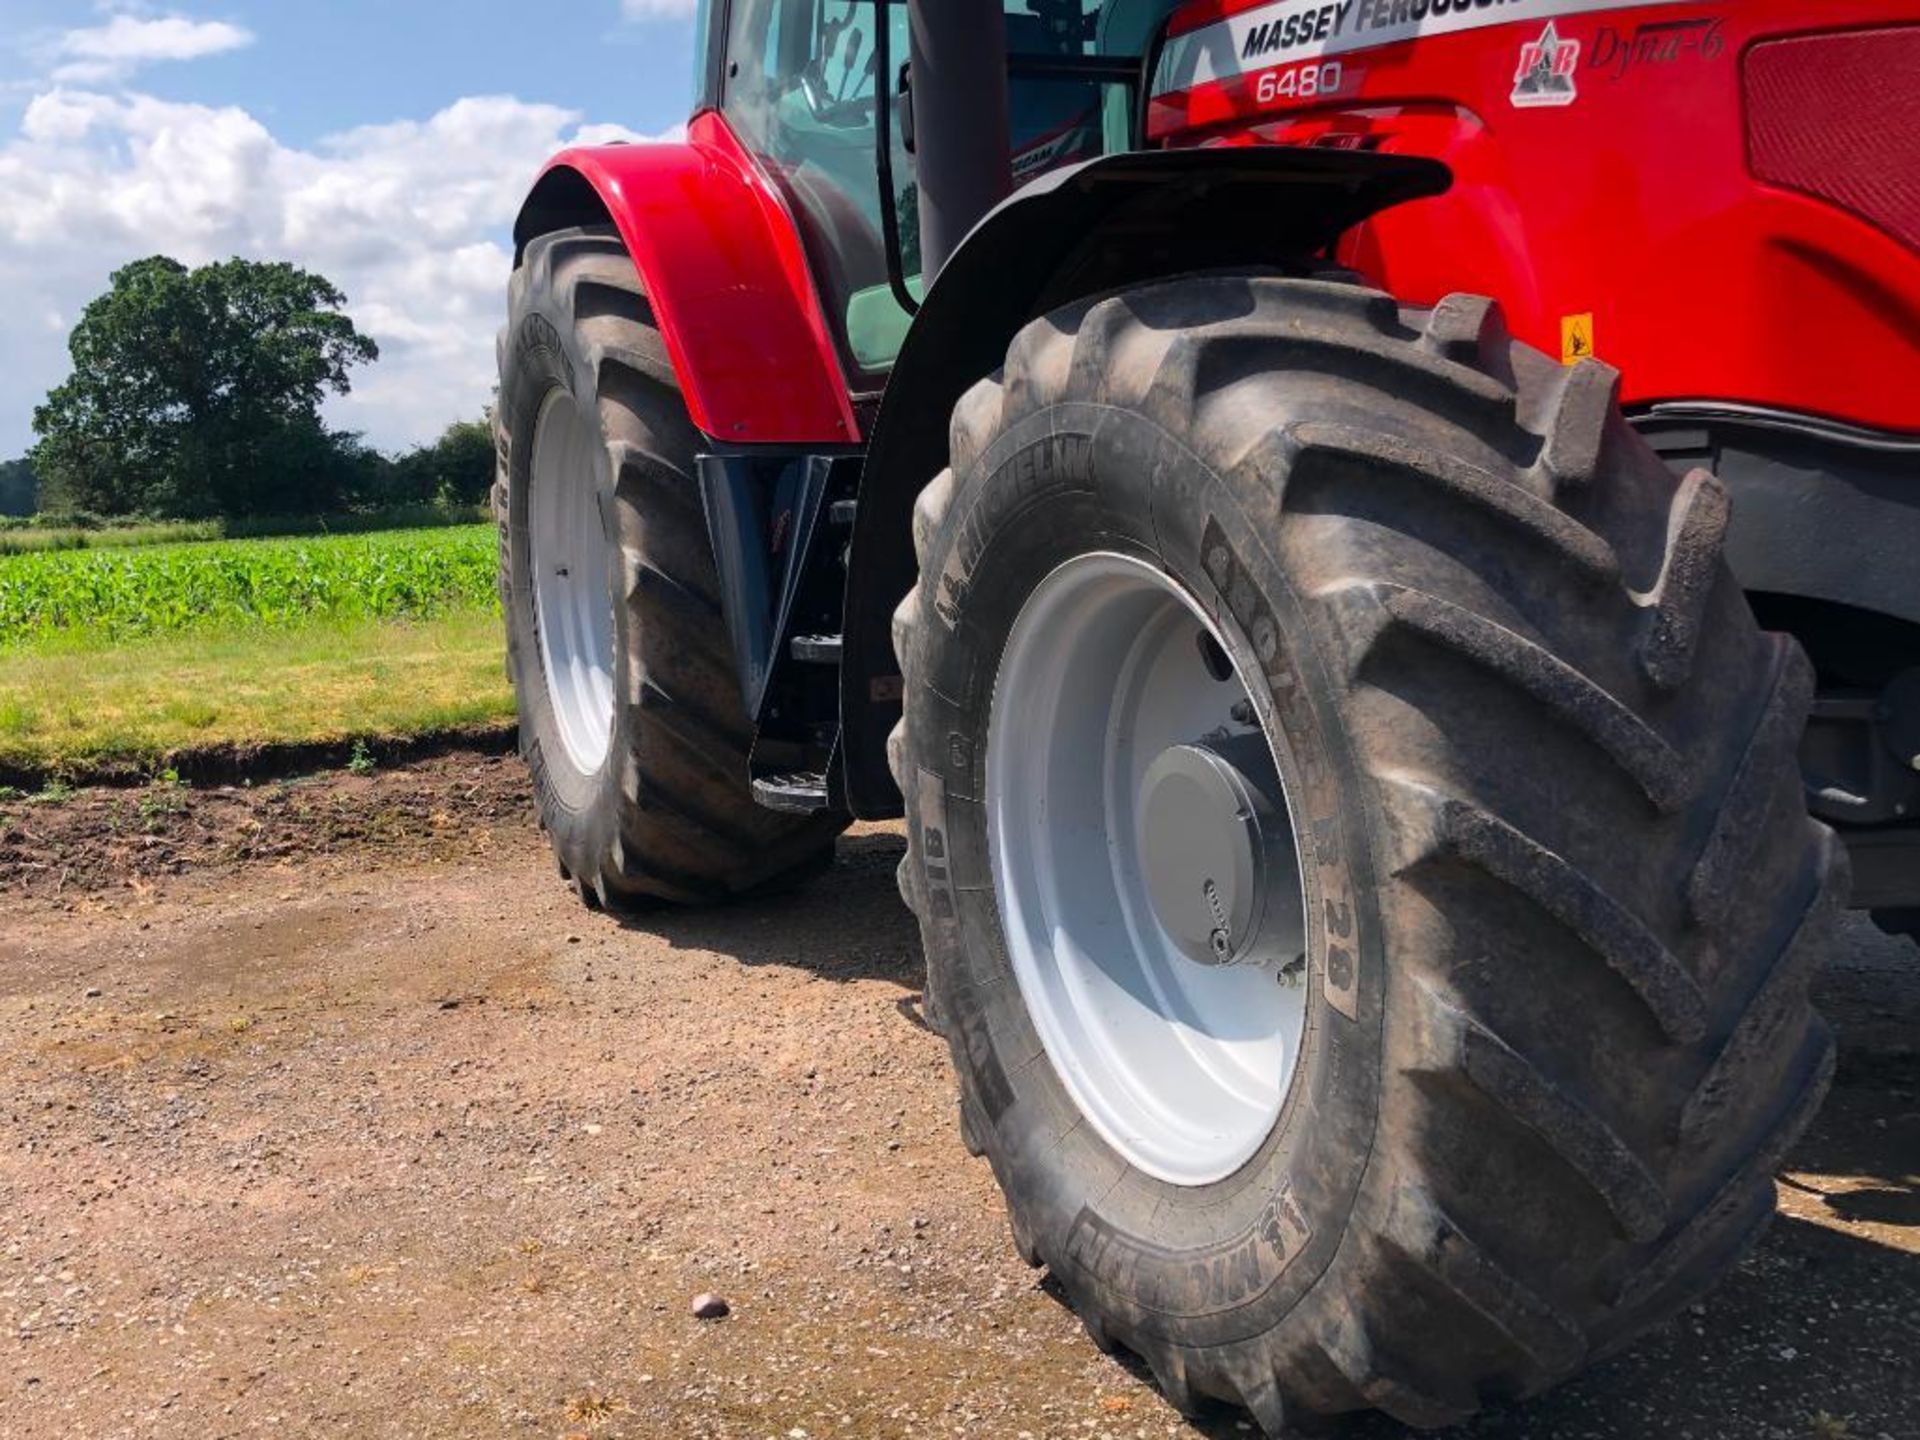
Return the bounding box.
[0,524,497,644]
[0,606,513,775]
[0,504,489,556]
[0,519,222,555]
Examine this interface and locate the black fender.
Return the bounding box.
[1639,405,1920,631]
[839,144,1451,816]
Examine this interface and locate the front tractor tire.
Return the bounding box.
[497,225,843,908]
[891,275,1841,1432]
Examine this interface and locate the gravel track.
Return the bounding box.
[1,754,1914,1439]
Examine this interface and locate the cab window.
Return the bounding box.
[723,0,1134,377]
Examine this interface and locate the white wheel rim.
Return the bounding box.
[529,390,616,775]
[987,552,1311,1187]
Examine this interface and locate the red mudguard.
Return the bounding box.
[526,110,860,446]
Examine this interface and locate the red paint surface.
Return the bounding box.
[1151,1,1920,435]
[536,110,859,444]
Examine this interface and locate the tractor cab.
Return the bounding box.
[711,0,1154,379]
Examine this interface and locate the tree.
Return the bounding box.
[0,457,35,518]
[388,417,497,508]
[31,256,378,518]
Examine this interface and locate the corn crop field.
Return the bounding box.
[0,524,498,646]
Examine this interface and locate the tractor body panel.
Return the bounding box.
[1150,0,1920,438]
[515,109,859,446]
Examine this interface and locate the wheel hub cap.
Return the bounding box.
[1139,735,1304,969]
[987,552,1311,1187]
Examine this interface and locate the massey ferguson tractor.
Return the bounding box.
[495,1,1917,1428]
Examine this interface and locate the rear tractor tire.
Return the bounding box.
[891,275,1842,1432]
[496,225,844,908]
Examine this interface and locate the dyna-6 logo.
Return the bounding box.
[1153,0,1696,101]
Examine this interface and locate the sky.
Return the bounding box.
[0,1,702,459]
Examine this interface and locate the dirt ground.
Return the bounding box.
[2,754,1915,1440]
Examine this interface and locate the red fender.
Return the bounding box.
[517,110,860,445]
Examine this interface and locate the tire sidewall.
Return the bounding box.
[501,279,634,881]
[906,402,1389,1349]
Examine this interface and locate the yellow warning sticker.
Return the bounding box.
[1561,312,1595,365]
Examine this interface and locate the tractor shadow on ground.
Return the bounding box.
[607,828,927,990]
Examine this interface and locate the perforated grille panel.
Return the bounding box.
[1745,26,1920,254]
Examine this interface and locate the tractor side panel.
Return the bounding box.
[519,110,860,446]
[1151,0,1920,437]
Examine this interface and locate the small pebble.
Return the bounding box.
[84,988,102,999]
[691,1292,730,1320]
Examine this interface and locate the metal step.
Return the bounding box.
[751,771,832,814]
[791,633,843,664]
[828,499,858,526]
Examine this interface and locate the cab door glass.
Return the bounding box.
[724,0,916,376]
[723,0,1138,376]
[1005,0,1111,183]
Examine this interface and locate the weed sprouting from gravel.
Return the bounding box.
[564,1393,626,1426]
[138,771,189,831]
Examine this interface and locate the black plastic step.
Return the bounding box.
[791,633,843,664]
[751,771,832,814]
[828,499,858,526]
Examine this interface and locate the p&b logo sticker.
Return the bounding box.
[1512,20,1580,107]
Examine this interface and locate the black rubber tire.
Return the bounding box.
[496,225,844,908]
[890,275,1843,1432]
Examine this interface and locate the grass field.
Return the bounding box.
[0,608,512,777]
[0,504,490,556]
[0,521,511,778]
[0,519,224,556]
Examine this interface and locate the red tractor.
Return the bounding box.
[496,2,1916,1429]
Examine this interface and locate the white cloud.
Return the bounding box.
[572,121,670,148]
[620,0,702,18]
[50,15,255,85]
[0,90,681,456]
[20,90,122,144]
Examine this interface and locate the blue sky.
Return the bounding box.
[0,2,702,458]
